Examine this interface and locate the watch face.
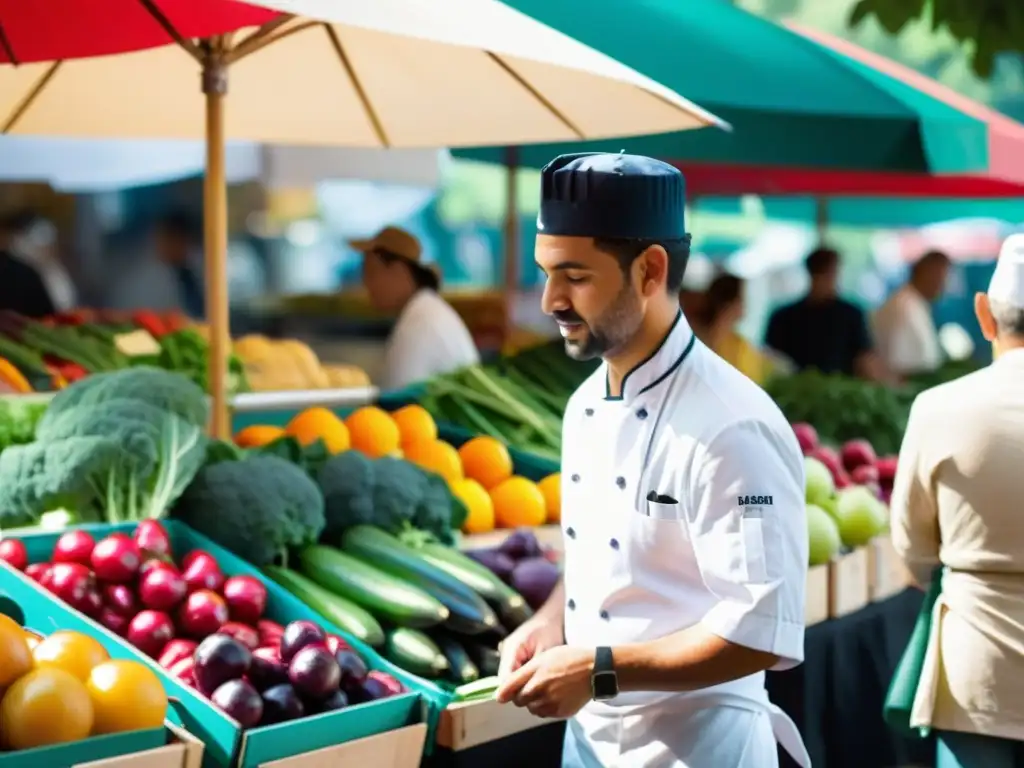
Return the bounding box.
[591,670,618,701]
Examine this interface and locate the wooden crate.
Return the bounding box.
[259,724,426,768]
[77,725,203,768]
[437,699,552,751]
[805,564,830,626]
[868,536,913,600]
[829,547,871,618]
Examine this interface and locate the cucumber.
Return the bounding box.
[453,676,499,702]
[262,566,385,647]
[298,545,449,629]
[431,632,479,684]
[416,543,534,628]
[463,641,501,677]
[342,526,500,636]
[384,627,449,679]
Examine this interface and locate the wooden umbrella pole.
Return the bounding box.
[202,53,231,439]
[502,146,520,347]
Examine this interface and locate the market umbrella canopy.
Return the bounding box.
[453,0,989,173]
[0,0,723,146]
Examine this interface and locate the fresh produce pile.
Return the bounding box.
[465,529,561,611]
[0,522,402,728]
[793,423,893,566]
[0,396,47,457]
[237,404,562,535]
[414,340,597,460]
[0,617,166,751]
[231,335,371,391]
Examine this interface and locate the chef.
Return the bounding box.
[495,152,811,768]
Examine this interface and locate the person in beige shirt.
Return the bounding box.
[891,233,1024,768]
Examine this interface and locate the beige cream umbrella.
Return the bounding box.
[0,0,726,436]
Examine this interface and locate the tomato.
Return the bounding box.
[0,619,32,688]
[87,660,168,734]
[33,631,110,682]
[0,668,94,749]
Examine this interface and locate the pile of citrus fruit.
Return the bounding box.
[233,404,560,535]
[0,617,167,751]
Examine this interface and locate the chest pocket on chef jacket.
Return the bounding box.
[645,498,681,521]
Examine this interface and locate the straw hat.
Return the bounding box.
[348,225,440,280]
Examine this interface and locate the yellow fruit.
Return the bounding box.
[87,660,168,735]
[458,437,514,490]
[0,618,32,688]
[234,425,286,448]
[0,668,94,750]
[345,407,401,458]
[286,407,351,453]
[452,479,495,535]
[392,405,438,447]
[489,476,547,528]
[537,473,562,523]
[33,631,110,682]
[404,440,463,484]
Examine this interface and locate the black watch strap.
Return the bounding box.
[591,646,619,701]
[595,646,614,674]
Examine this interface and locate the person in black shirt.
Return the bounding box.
[154,212,204,319]
[0,212,57,319]
[765,247,886,380]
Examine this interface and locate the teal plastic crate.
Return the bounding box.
[0,570,173,768]
[5,521,441,768]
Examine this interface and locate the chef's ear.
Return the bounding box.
[638,244,669,297]
[975,292,997,341]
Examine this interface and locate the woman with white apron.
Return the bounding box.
[496,152,811,768]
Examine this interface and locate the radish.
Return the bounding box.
[52,530,95,566]
[217,621,260,651]
[101,584,138,617]
[133,520,172,560]
[182,554,225,594]
[169,656,197,687]
[128,610,175,657]
[181,550,213,571]
[0,538,27,571]
[222,576,267,624]
[25,562,51,584]
[81,587,103,618]
[139,566,187,611]
[98,607,131,636]
[257,620,285,647]
[139,558,177,578]
[325,634,351,655]
[179,590,229,638]
[158,639,198,669]
[91,535,141,583]
[48,562,94,609]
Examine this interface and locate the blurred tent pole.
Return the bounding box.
[503,146,520,346]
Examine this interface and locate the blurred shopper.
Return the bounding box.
[155,211,204,319]
[890,234,1024,768]
[0,212,57,318]
[874,250,951,377]
[765,246,886,380]
[350,225,479,391]
[694,273,772,385]
[10,212,77,312]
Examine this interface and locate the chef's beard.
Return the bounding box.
[556,284,643,361]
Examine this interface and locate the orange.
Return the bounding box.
[87,660,168,735]
[0,668,94,749]
[345,406,401,458]
[489,476,547,528]
[451,478,495,535]
[33,631,110,682]
[0,618,32,688]
[392,405,438,447]
[537,473,562,523]
[286,407,351,454]
[233,424,286,448]
[458,437,513,490]
[404,440,463,484]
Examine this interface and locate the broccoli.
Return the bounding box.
[371,456,428,532]
[172,455,326,567]
[414,471,466,545]
[317,451,376,539]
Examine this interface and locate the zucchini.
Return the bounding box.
[263,565,385,647]
[463,641,501,677]
[453,676,499,702]
[431,632,479,684]
[416,543,534,628]
[384,627,449,679]
[298,545,449,629]
[342,526,500,636]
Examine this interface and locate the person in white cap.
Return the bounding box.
[348,225,479,390]
[889,234,1024,768]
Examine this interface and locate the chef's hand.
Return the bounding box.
[497,618,564,683]
[495,645,593,719]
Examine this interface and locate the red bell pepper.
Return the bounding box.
[132,310,168,338]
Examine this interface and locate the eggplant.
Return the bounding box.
[497,529,542,560]
[465,548,516,584]
[511,557,560,610]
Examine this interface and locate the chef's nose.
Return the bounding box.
[541,279,569,316]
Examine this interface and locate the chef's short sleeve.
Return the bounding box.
[689,419,808,669]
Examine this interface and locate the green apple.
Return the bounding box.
[835,486,887,548]
[807,503,842,566]
[804,457,835,505]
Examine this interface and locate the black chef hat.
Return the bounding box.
[537,152,687,241]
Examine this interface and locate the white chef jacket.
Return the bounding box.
[560,312,810,768]
[382,289,480,390]
[873,284,942,376]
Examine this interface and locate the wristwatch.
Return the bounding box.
[591,646,619,701]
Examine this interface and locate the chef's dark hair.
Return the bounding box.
[374,248,441,292]
[912,249,950,276]
[805,247,839,276]
[594,235,692,293]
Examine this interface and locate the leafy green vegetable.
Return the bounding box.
[130,329,248,395]
[0,398,48,452]
[172,455,326,567]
